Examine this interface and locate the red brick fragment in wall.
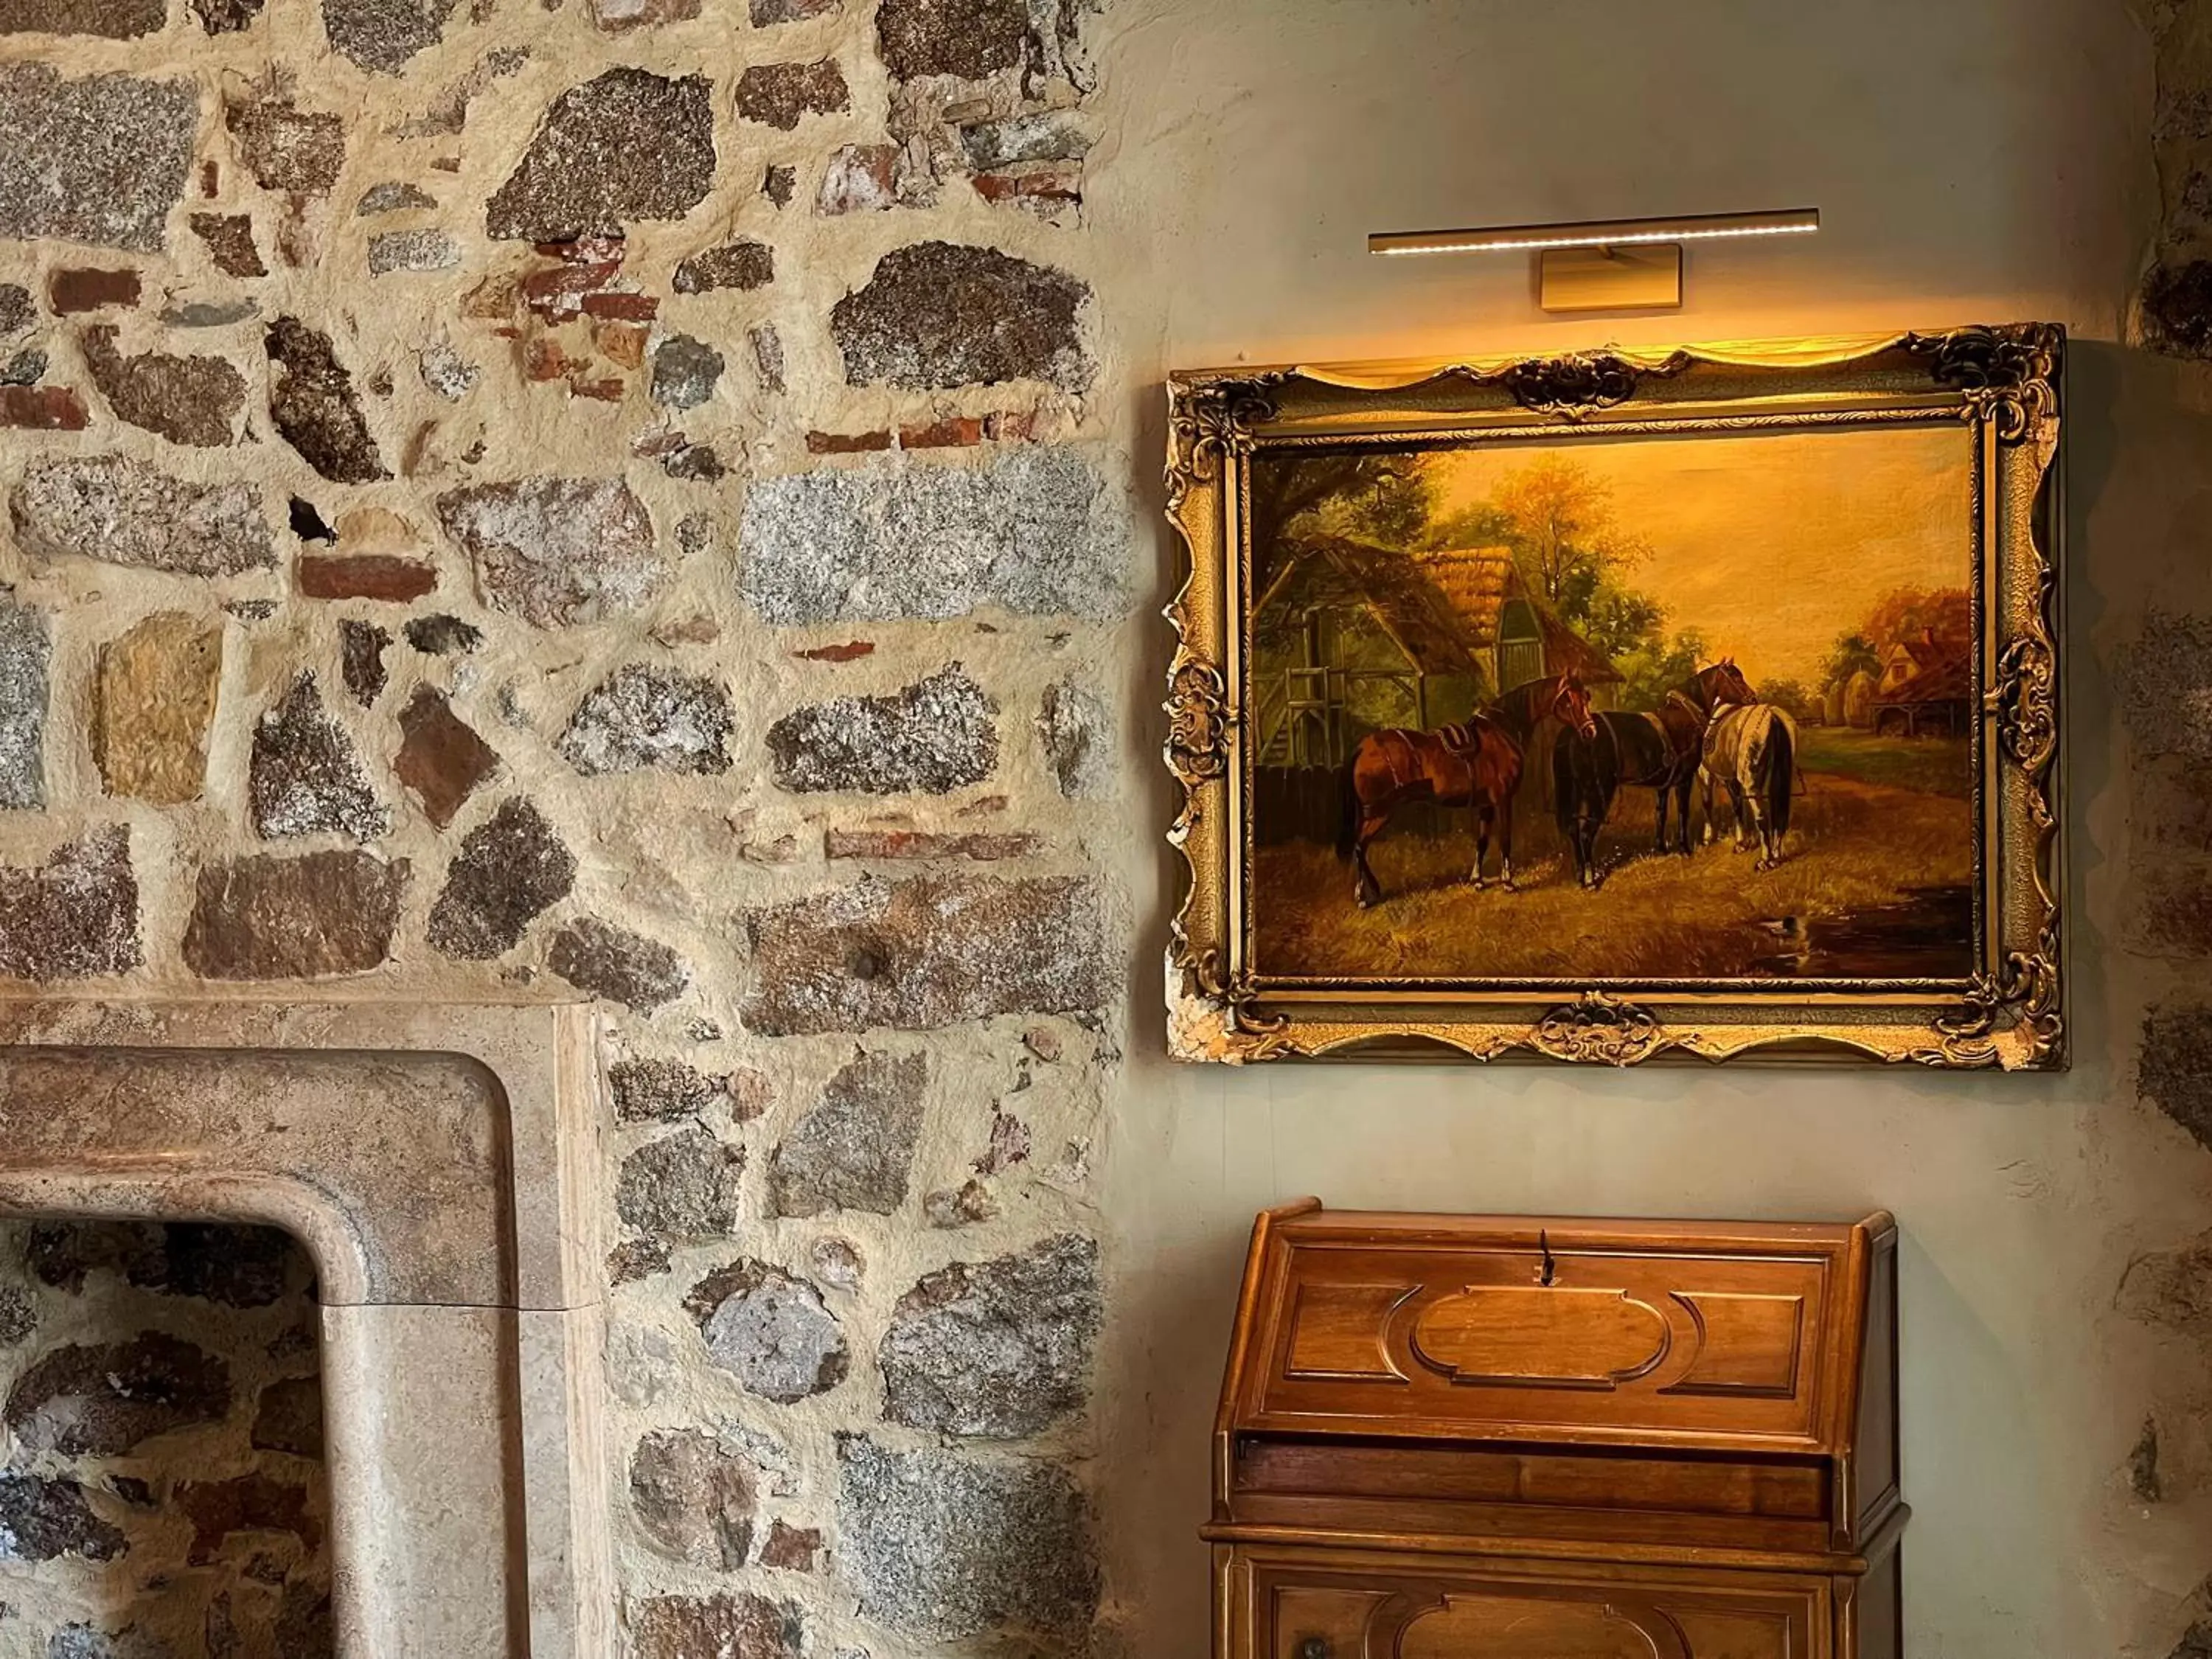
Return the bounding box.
[296,554,439,602]
[899,415,987,449]
[795,640,876,662]
[0,386,89,430]
[49,268,141,313]
[807,430,893,453]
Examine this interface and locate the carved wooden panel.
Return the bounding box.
[1248,1230,1839,1449]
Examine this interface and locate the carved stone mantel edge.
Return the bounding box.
[0,992,613,1659]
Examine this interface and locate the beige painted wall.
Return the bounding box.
[1085,4,2205,1655]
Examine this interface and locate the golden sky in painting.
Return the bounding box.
[1429,423,1974,689]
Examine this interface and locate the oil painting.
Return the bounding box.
[1164,329,2064,1066]
[1254,426,1977,983]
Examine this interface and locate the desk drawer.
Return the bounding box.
[1242,1551,1823,1659]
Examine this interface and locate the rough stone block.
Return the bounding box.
[559,663,732,774]
[224,91,347,195]
[182,849,406,978]
[630,1594,801,1659]
[650,334,723,410]
[189,211,265,276]
[835,1436,1097,1639]
[29,1220,297,1307]
[630,1428,757,1569]
[737,446,1125,624]
[6,1332,230,1455]
[2143,1004,2212,1153]
[13,456,274,577]
[880,1234,1099,1436]
[959,111,1091,170]
[0,1475,125,1562]
[323,0,458,71]
[769,1049,926,1217]
[0,68,196,251]
[250,674,389,841]
[742,874,1108,1034]
[874,0,1029,81]
[0,0,164,35]
[0,600,49,810]
[427,796,576,958]
[0,828,141,980]
[610,1057,740,1123]
[81,324,247,447]
[368,229,461,274]
[687,1261,847,1402]
[267,316,388,483]
[251,1376,324,1458]
[549,917,689,1012]
[736,59,849,128]
[1037,679,1110,797]
[618,1123,743,1239]
[760,1520,820,1570]
[832,242,1092,392]
[486,69,715,241]
[2123,611,2212,762]
[674,240,773,293]
[338,619,390,706]
[177,1472,321,1564]
[768,664,997,794]
[394,686,498,828]
[299,552,439,601]
[93,611,222,804]
[439,476,665,626]
[824,827,1038,861]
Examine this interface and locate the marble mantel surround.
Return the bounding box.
[0,995,611,1658]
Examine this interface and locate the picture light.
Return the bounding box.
[1368,208,1820,313]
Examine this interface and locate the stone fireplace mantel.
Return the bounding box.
[0,995,611,1659]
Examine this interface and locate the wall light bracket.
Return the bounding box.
[1368,208,1819,314]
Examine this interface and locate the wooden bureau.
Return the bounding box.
[1207,1203,1903,1659]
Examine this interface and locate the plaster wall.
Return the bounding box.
[1088,4,2203,1657]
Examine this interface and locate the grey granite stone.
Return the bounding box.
[486,69,715,242]
[835,1436,1096,1638]
[741,874,1108,1034]
[248,675,389,841]
[323,0,458,72]
[880,1234,1099,1437]
[559,664,732,774]
[650,334,723,410]
[426,796,576,959]
[832,242,1091,393]
[0,828,141,980]
[618,1124,743,1240]
[767,664,996,794]
[688,1262,847,1402]
[0,1475,125,1562]
[0,602,49,810]
[0,68,196,251]
[549,917,689,1012]
[12,456,274,577]
[737,446,1125,624]
[439,476,664,627]
[769,1050,926,1217]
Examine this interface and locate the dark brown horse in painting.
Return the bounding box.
[1551,658,1758,888]
[1337,673,1596,908]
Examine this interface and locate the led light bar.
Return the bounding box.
[1368,208,1820,258]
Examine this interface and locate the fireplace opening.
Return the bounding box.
[0,1220,333,1657]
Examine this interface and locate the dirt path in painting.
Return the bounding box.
[1253,770,1975,981]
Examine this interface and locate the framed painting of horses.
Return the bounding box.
[1163,326,2062,1068]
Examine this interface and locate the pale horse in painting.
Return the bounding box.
[1700,703,1798,870]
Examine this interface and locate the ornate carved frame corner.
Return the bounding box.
[1162,327,2065,1068]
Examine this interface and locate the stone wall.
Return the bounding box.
[0,0,1124,1650]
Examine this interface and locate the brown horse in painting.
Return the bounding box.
[1336,673,1596,908]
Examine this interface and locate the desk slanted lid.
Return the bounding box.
[1218,1203,1895,1461]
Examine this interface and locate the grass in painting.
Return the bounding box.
[1253,764,1974,981]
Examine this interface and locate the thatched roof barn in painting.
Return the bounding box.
[1251,537,1619,766]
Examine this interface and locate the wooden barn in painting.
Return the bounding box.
[1869,630,1973,737]
[1250,536,1619,771]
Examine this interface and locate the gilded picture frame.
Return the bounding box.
[1162,326,2063,1068]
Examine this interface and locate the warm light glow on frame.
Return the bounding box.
[1368,208,1821,257]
